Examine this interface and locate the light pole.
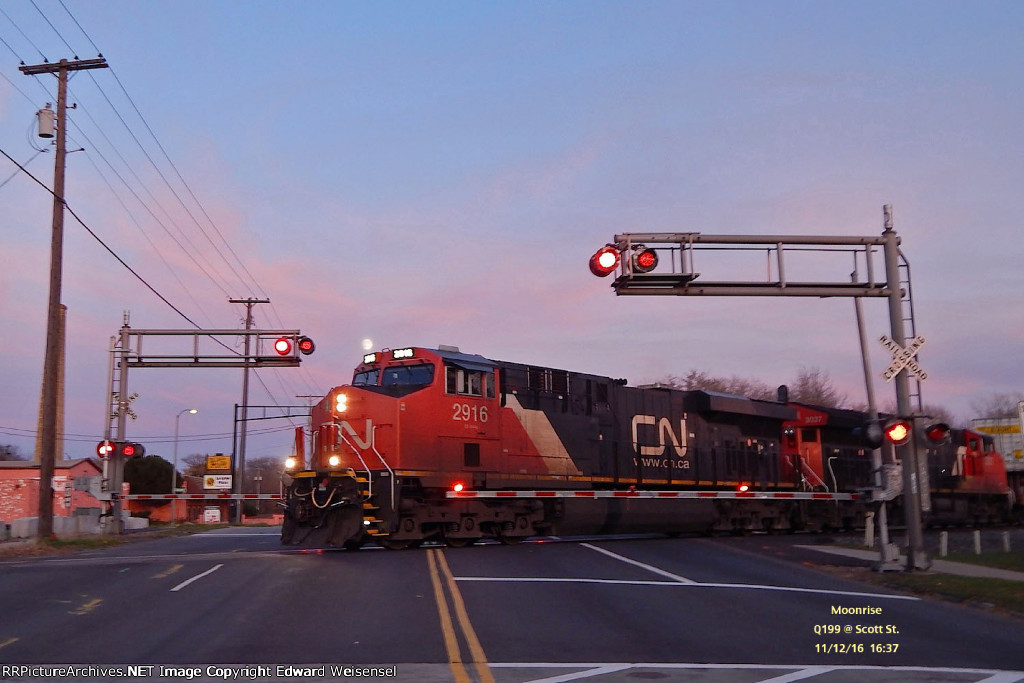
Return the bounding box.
[172,408,198,523]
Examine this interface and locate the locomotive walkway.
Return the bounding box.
[796,545,1024,581]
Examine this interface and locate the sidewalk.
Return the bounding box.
[795,545,1024,581]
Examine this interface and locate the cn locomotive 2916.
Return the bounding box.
[280,346,1015,548]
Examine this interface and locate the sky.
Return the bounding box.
[1,1,1023,469]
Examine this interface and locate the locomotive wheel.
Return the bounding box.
[445,537,478,548]
[498,534,526,545]
[379,539,410,551]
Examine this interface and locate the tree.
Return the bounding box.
[125,455,174,494]
[970,392,1024,419]
[181,453,207,477]
[1,444,27,461]
[660,369,774,400]
[788,367,847,408]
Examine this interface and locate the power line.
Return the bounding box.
[57,0,101,55]
[0,144,204,329]
[0,4,46,61]
[29,0,76,56]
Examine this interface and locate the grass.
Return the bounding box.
[858,571,1024,618]
[820,546,1024,619]
[938,551,1024,573]
[0,522,232,557]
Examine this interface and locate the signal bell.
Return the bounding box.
[589,246,621,277]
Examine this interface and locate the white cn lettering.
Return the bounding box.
[339,419,373,450]
[631,415,687,457]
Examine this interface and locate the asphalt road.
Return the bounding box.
[1,528,1022,683]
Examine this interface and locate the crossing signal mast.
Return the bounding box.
[101,318,316,532]
[588,206,934,572]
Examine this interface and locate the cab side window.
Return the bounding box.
[446,365,495,398]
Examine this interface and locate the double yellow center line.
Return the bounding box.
[426,548,494,683]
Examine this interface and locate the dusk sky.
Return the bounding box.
[2,1,1022,467]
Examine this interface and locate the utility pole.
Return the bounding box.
[20,57,108,538]
[229,298,270,523]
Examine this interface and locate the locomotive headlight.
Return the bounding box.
[328,455,342,468]
[334,393,348,413]
[285,456,298,470]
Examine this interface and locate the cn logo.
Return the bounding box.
[631,415,687,457]
[339,419,373,449]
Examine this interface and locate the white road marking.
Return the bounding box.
[518,664,633,683]
[170,563,223,592]
[581,542,697,583]
[456,577,680,586]
[454,575,918,600]
[755,667,833,682]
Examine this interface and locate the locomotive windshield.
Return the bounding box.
[381,363,435,387]
[352,369,379,386]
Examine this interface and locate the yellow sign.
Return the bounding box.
[974,424,1021,434]
[206,455,232,471]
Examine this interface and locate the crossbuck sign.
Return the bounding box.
[880,334,927,382]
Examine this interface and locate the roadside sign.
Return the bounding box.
[880,334,927,381]
[206,455,232,471]
[203,474,232,489]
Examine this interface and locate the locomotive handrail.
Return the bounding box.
[800,456,830,492]
[370,425,396,511]
[338,431,374,500]
[826,457,839,494]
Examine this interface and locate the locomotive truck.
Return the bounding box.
[280,346,1015,548]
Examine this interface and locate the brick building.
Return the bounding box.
[0,458,104,524]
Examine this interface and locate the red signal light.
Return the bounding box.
[122,443,137,457]
[632,248,659,273]
[924,422,951,444]
[297,336,315,355]
[452,482,465,493]
[274,337,293,355]
[883,419,912,446]
[737,483,750,493]
[97,440,114,458]
[589,246,621,277]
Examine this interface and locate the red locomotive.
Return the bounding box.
[280,346,1016,548]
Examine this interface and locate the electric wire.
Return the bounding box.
[58,0,101,56]
[0,5,47,61]
[81,71,251,295]
[77,140,216,325]
[5,6,311,414]
[67,91,236,299]
[57,0,269,302]
[0,144,205,329]
[29,0,76,56]
[0,149,44,190]
[54,2,313,375]
[0,423,298,444]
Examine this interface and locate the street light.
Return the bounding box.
[172,408,198,523]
